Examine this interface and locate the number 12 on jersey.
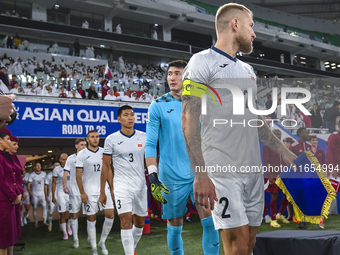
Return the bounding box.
[93,164,100,172]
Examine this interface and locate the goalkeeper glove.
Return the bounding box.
[149,173,170,204]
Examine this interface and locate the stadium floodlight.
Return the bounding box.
[325,65,330,68]
[154,24,158,27]
[331,63,336,66]
[325,62,329,65]
[337,65,340,67]
[100,45,105,48]
[48,150,53,153]
[331,66,336,69]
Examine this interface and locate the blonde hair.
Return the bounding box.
[215,3,253,35]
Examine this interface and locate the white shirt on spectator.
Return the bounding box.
[152,30,158,40]
[82,21,89,29]
[0,80,9,93]
[116,24,122,34]
[68,91,82,99]
[104,94,117,101]
[23,40,29,50]
[120,95,134,102]
[43,91,56,97]
[139,95,149,102]
[9,87,18,94]
[27,89,37,95]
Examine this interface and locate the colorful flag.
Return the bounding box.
[104,64,113,79]
[276,151,336,223]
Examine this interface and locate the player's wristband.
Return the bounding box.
[147,165,157,175]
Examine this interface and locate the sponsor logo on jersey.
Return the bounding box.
[219,64,228,68]
[167,109,174,113]
[85,156,91,159]
[118,141,123,145]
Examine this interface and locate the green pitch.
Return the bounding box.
[16,214,340,255]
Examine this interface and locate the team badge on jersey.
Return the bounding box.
[137,138,142,147]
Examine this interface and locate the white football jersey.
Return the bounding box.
[76,147,104,196]
[23,172,30,193]
[183,47,262,177]
[44,171,55,199]
[104,130,146,188]
[52,165,65,193]
[28,171,47,196]
[64,153,80,196]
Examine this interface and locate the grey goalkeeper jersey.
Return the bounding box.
[183,46,262,177]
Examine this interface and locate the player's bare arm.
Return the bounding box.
[44,184,49,202]
[76,167,88,204]
[108,163,114,199]
[28,183,33,196]
[52,177,57,204]
[145,157,158,170]
[62,171,69,194]
[182,94,217,210]
[99,155,111,206]
[257,115,297,166]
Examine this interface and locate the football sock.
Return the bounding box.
[121,229,134,255]
[167,224,184,255]
[42,205,47,223]
[72,218,79,241]
[67,218,71,227]
[132,225,143,249]
[24,209,29,219]
[100,217,114,243]
[33,208,38,224]
[61,222,67,235]
[87,220,97,250]
[201,216,220,255]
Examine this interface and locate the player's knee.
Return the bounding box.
[227,239,249,255]
[134,222,144,228]
[105,211,114,219]
[120,216,132,229]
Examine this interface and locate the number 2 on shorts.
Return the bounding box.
[219,197,231,218]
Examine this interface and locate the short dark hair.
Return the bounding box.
[87,130,98,137]
[297,127,306,137]
[167,60,187,73]
[26,83,32,87]
[12,74,16,77]
[75,138,86,145]
[333,101,340,107]
[52,160,60,165]
[118,105,134,117]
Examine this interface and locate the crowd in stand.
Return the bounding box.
[0,52,167,102]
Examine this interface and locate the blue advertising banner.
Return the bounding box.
[7,102,148,138]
